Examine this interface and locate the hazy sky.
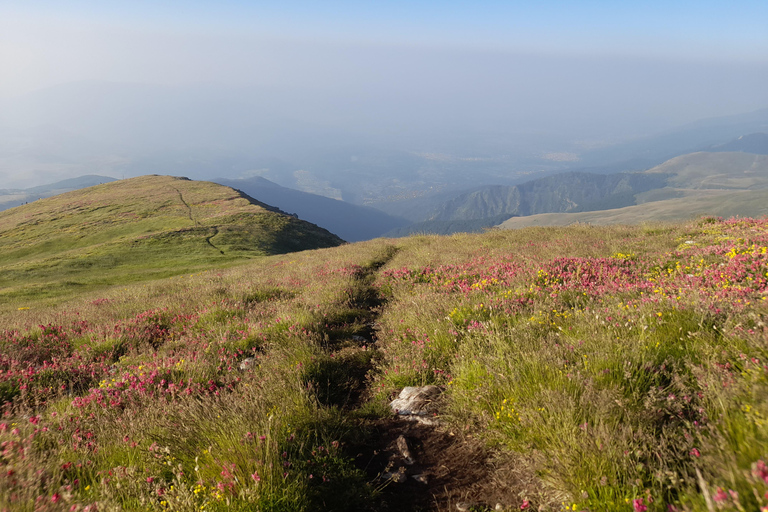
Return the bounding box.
[2,1,767,97]
[1,1,767,190]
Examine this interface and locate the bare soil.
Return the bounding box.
[353,418,504,511]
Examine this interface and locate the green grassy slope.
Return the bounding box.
[499,152,768,229]
[0,175,343,303]
[644,151,768,189]
[499,189,768,228]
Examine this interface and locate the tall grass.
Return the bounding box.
[1,218,767,511]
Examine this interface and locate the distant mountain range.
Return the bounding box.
[574,111,768,172]
[497,149,768,230]
[708,132,768,155]
[498,189,768,229]
[388,134,768,236]
[3,81,766,211]
[0,175,117,211]
[4,131,768,240]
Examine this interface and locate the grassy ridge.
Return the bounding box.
[0,175,343,304]
[499,152,768,229]
[499,189,768,228]
[0,217,767,510]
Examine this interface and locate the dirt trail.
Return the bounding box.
[172,186,225,255]
[320,247,504,511]
[171,186,197,226]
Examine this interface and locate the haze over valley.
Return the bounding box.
[2,2,767,236]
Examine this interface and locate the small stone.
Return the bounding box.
[456,503,475,512]
[412,474,428,484]
[495,503,505,511]
[239,358,255,370]
[396,435,415,465]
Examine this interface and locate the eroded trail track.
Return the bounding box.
[312,247,504,512]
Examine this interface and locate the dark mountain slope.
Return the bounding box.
[427,172,669,222]
[214,176,409,241]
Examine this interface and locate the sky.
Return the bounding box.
[2,1,767,97]
[0,1,767,189]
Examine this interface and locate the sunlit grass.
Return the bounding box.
[1,217,768,510]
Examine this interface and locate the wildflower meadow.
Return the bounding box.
[1,217,767,511]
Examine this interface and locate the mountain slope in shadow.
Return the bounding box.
[214,176,409,242]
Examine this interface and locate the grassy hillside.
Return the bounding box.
[0,175,343,303]
[498,153,768,229]
[499,189,768,229]
[644,152,768,189]
[1,216,767,511]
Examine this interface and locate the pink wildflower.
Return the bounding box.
[713,488,728,503]
[753,460,768,484]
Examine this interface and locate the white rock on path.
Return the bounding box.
[389,385,442,416]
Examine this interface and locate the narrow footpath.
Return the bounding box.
[311,247,504,512]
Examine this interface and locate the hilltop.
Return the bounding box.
[0,175,343,302]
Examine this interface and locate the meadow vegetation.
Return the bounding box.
[1,216,767,511]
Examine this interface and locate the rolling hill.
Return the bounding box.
[642,151,768,189]
[213,176,409,241]
[498,188,768,228]
[0,175,343,302]
[498,151,768,229]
